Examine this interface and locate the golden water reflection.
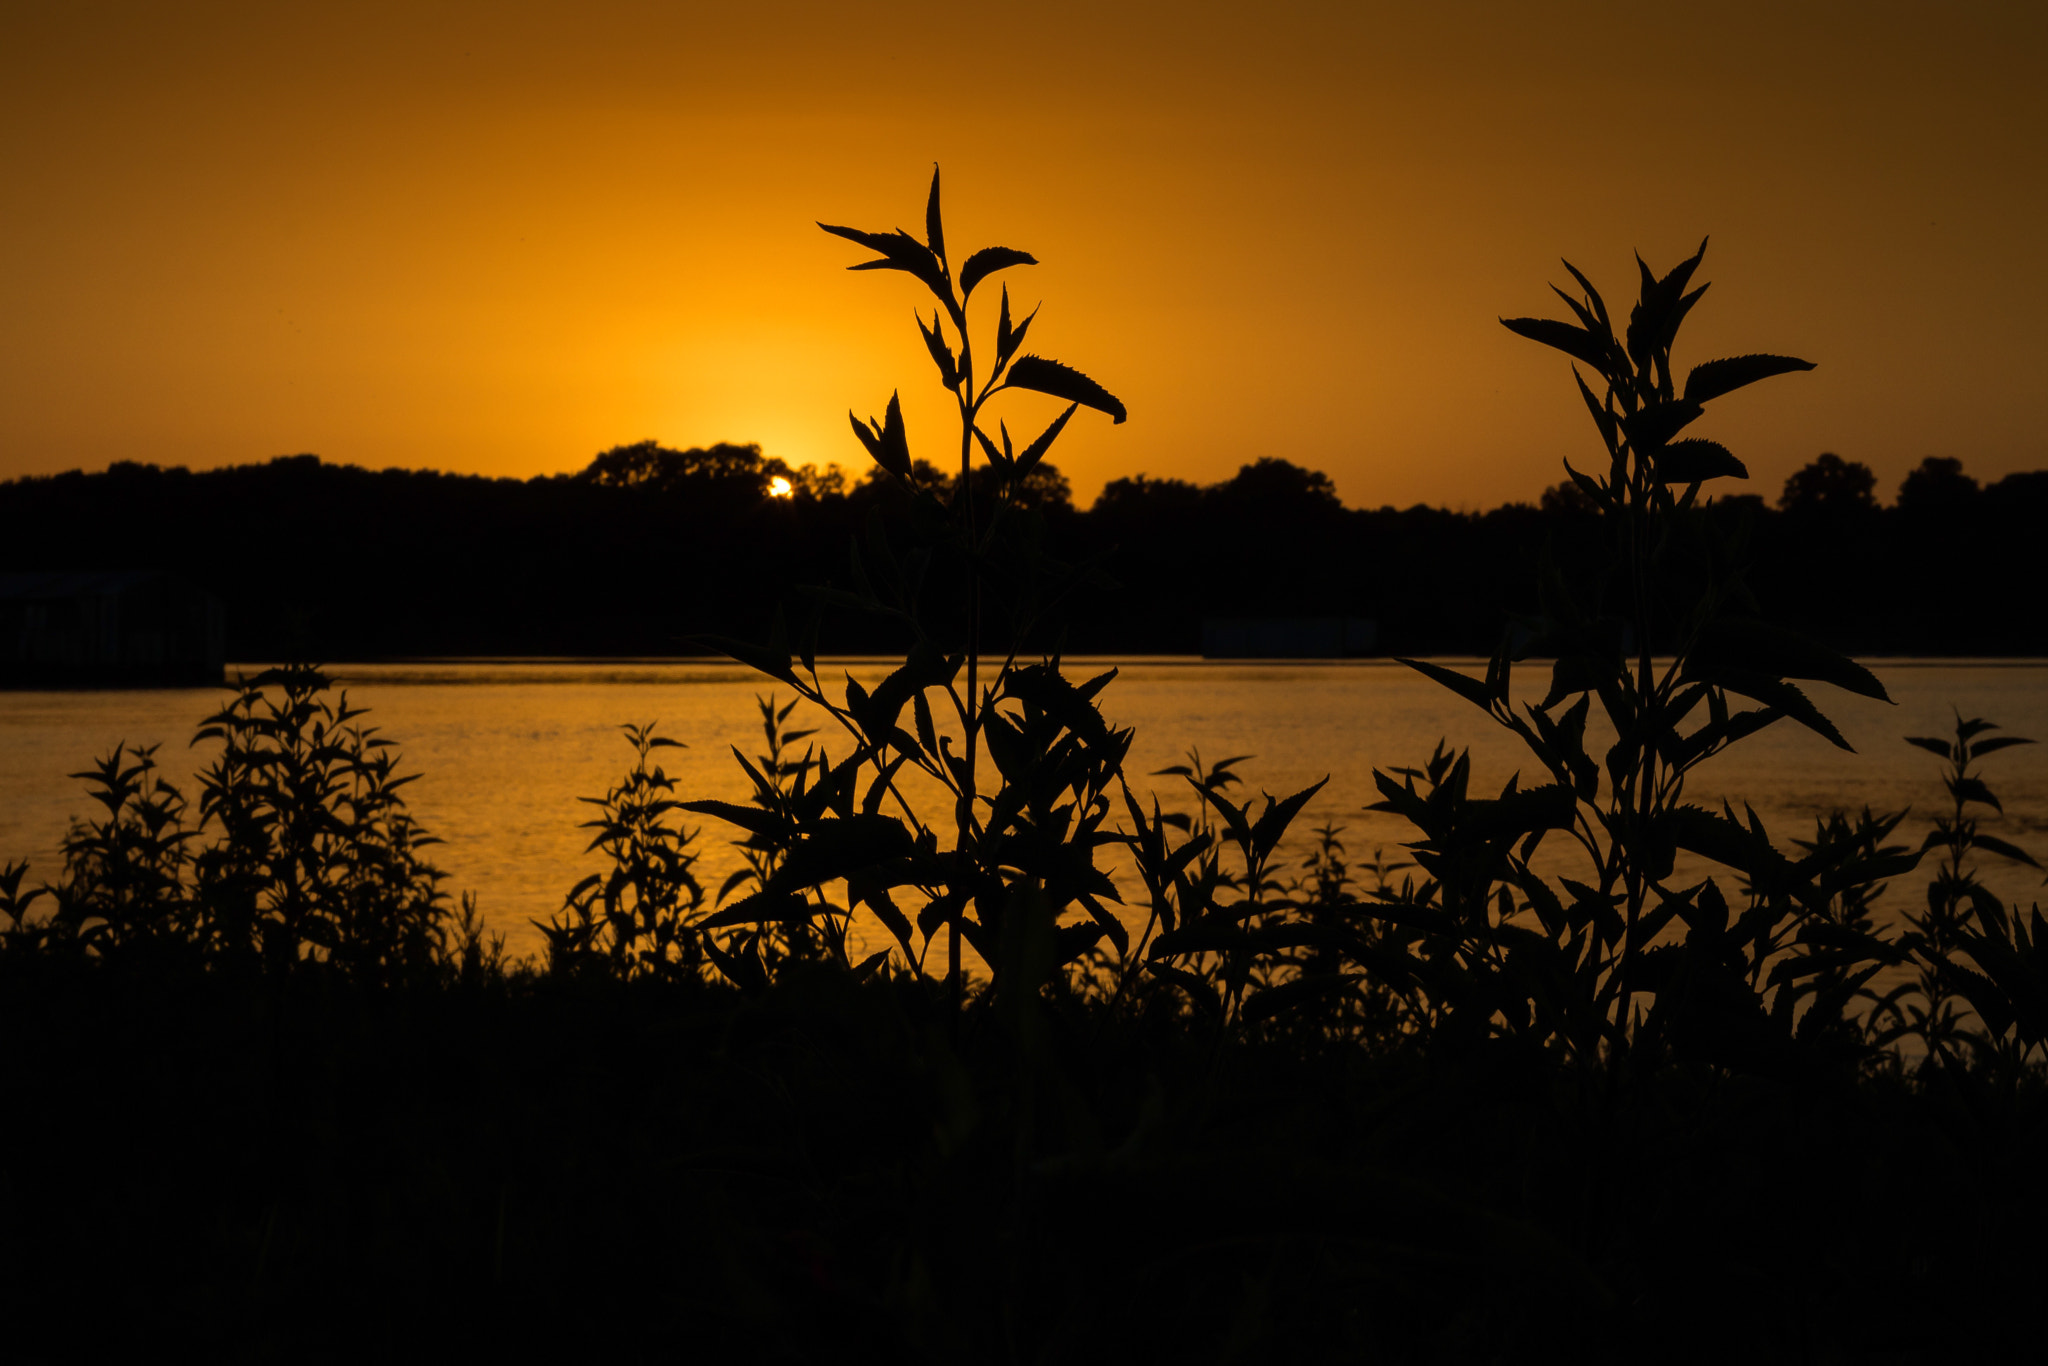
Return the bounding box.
[2,659,2043,967]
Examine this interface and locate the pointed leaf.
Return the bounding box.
[1622,399,1704,451]
[688,635,799,688]
[924,164,944,261]
[960,246,1037,299]
[1656,438,1747,483]
[1398,657,1492,713]
[1501,316,1610,370]
[677,799,793,839]
[1971,834,2039,868]
[1690,618,1889,702]
[818,222,946,295]
[1014,403,1078,477]
[1004,355,1126,423]
[1683,354,1817,405]
[916,311,958,389]
[877,391,911,478]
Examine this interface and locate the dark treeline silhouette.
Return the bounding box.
[2,446,2042,659]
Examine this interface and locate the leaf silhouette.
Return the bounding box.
[1004,355,1126,423]
[1657,439,1747,483]
[924,164,944,261]
[818,222,948,298]
[1014,403,1078,477]
[1501,316,1611,370]
[1683,354,1816,404]
[1622,400,1704,451]
[1398,657,1492,713]
[960,247,1037,298]
[869,391,912,479]
[916,311,958,389]
[1690,618,1890,702]
[996,286,1038,367]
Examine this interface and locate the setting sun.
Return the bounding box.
[767,475,793,499]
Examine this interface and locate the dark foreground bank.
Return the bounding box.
[5,959,2045,1364]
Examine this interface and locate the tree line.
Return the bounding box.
[0,443,2041,658]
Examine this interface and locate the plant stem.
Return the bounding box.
[954,309,978,1031]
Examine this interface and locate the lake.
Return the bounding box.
[4,658,2044,962]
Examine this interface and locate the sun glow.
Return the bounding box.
[767,475,794,498]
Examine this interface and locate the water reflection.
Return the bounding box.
[3,659,2042,960]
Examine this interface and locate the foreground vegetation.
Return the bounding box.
[5,177,2046,1360]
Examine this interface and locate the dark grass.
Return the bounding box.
[6,956,2044,1363]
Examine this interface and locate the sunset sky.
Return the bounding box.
[4,1,2043,509]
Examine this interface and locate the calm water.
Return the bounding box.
[3,659,2044,961]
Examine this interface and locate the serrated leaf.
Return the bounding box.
[703,890,815,930]
[916,310,958,390]
[1697,669,1852,750]
[818,221,946,296]
[1689,618,1890,702]
[1657,439,1747,483]
[1622,399,1704,451]
[1501,316,1610,370]
[960,246,1037,298]
[677,799,792,839]
[1004,355,1126,424]
[1682,354,1816,405]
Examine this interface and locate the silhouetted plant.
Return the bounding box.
[1898,714,2043,1075]
[1115,751,1350,1031]
[46,742,201,962]
[0,859,53,955]
[686,168,1140,1019]
[190,665,451,979]
[692,693,878,989]
[537,722,707,981]
[1335,243,1917,1071]
[4,665,463,985]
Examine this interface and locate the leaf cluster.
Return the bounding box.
[2,665,489,985]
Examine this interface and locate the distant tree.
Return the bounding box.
[579,440,760,491]
[1896,456,1979,514]
[1089,474,1203,519]
[1985,469,2048,509]
[578,439,846,504]
[1539,479,1601,516]
[865,459,1074,515]
[1217,456,1341,511]
[975,461,1073,513]
[1779,452,1877,512]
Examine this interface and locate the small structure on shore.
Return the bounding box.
[0,571,225,688]
[1200,617,1377,659]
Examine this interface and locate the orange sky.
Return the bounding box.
[4,1,2043,509]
